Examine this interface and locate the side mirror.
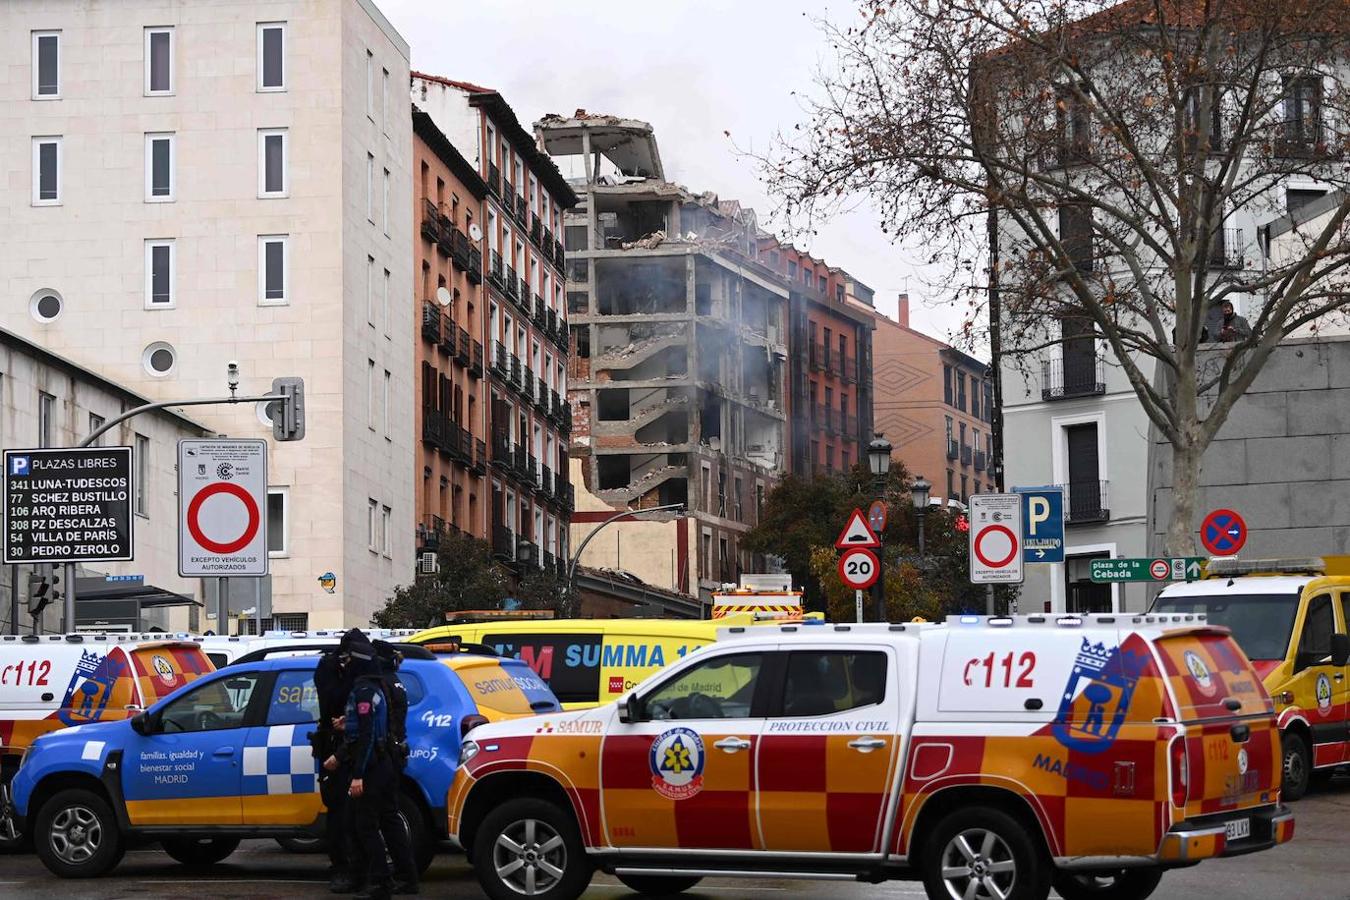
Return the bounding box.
[1332,634,1350,667]
[618,693,643,724]
[130,711,152,735]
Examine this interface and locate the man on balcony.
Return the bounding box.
[1217,301,1251,343]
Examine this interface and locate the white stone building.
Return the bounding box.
[0,0,414,629]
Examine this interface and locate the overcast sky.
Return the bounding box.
[380,0,965,343]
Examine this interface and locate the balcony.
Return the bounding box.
[456,327,472,368]
[810,344,826,372]
[490,250,504,287]
[504,266,520,300]
[839,355,856,383]
[421,199,443,245]
[421,302,441,343]
[417,515,445,552]
[558,401,572,434]
[492,524,515,560]
[1062,479,1111,524]
[471,438,487,474]
[513,444,529,477]
[534,295,548,328]
[1205,227,1246,270]
[515,196,530,228]
[437,226,455,259]
[946,438,959,460]
[543,227,554,253]
[531,213,543,246]
[546,308,558,338]
[470,340,484,378]
[540,465,554,498]
[467,247,483,285]
[509,355,523,390]
[487,162,501,196]
[560,481,575,510]
[549,390,563,423]
[960,443,973,466]
[491,431,511,469]
[1041,355,1106,401]
[521,369,534,402]
[554,241,566,270]
[421,406,446,448]
[450,227,472,271]
[974,449,987,472]
[439,321,456,357]
[502,178,514,204]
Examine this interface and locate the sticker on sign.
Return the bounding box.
[178,440,268,577]
[968,494,1024,584]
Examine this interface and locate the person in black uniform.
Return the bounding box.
[314,641,357,893]
[372,640,418,895]
[341,629,407,900]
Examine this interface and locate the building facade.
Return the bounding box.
[412,109,489,548]
[537,114,789,602]
[411,74,578,577]
[0,0,415,629]
[773,244,874,475]
[858,296,994,504]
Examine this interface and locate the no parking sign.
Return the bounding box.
[178,439,268,577]
[968,493,1025,584]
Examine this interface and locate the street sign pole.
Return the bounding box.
[63,562,75,634]
[986,583,995,616]
[218,576,230,636]
[855,589,864,624]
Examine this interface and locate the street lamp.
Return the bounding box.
[911,474,932,568]
[867,433,892,621]
[566,503,686,615]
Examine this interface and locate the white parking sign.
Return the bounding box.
[178,440,268,577]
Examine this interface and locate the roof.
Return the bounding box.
[410,71,494,94]
[412,105,487,200]
[0,327,210,437]
[1156,575,1316,597]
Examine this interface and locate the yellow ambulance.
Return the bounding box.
[409,611,805,708]
[1152,555,1350,800]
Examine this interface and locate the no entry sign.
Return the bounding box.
[1200,508,1247,556]
[969,493,1025,584]
[178,440,268,577]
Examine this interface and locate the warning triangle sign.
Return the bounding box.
[835,508,881,549]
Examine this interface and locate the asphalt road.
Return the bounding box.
[3,779,1348,900]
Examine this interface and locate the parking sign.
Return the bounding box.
[1015,487,1065,563]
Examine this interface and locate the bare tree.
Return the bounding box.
[762,0,1350,552]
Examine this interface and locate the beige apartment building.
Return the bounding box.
[0,0,414,629]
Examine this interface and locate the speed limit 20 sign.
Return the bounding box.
[838,547,880,590]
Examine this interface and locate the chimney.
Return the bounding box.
[897,293,910,328]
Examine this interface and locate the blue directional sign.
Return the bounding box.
[1015,487,1065,563]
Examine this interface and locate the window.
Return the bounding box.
[970,380,981,420]
[159,673,262,733]
[1298,595,1335,664]
[30,289,63,323]
[32,137,61,205]
[366,153,375,222]
[88,414,105,447]
[33,31,59,98]
[135,433,149,515]
[259,235,287,304]
[942,364,953,405]
[382,269,391,335]
[366,255,375,324]
[1058,203,1094,273]
[644,653,764,720]
[381,68,390,134]
[946,468,954,499]
[1283,75,1322,150]
[267,488,288,556]
[145,240,174,307]
[383,369,391,438]
[381,505,392,557]
[38,392,55,448]
[1054,84,1090,164]
[259,129,287,196]
[367,359,376,429]
[266,670,317,725]
[365,50,374,119]
[367,498,378,551]
[145,133,175,201]
[780,651,887,716]
[144,28,173,95]
[1065,422,1105,521]
[142,341,176,376]
[258,23,285,90]
[382,168,390,235]
[957,373,967,412]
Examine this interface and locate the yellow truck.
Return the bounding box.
[1152,556,1350,799]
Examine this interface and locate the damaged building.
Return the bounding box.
[538,114,789,602]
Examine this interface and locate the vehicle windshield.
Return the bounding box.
[1150,592,1300,661]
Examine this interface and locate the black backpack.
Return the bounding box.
[373,641,409,765]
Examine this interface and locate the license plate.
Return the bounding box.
[1225,818,1250,841]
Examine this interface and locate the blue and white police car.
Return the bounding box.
[12,646,560,877]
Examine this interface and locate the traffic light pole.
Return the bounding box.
[9,567,17,636]
[60,380,302,634]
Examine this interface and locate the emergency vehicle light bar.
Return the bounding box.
[1205,556,1325,577]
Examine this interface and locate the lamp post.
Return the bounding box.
[566,503,685,615]
[911,474,932,570]
[867,433,893,621]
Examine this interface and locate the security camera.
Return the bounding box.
[227,361,240,393]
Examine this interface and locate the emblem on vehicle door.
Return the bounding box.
[1052,638,1146,755]
[1184,650,1216,697]
[1316,674,1332,715]
[649,727,705,801]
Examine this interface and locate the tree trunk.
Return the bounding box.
[1165,441,1203,556]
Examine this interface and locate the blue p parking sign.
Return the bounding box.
[1016,487,1065,563]
[8,456,29,477]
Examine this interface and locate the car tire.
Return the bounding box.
[1281,731,1312,801]
[921,806,1049,900]
[615,873,704,896]
[398,790,437,875]
[160,836,241,867]
[472,797,592,900]
[33,788,124,879]
[0,776,29,853]
[1052,867,1164,900]
[274,835,327,854]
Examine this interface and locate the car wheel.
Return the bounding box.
[274,835,327,854]
[615,873,704,896]
[398,790,437,875]
[160,836,241,867]
[1052,867,1164,900]
[33,788,124,878]
[1281,731,1312,801]
[472,797,592,900]
[922,806,1049,900]
[0,777,28,853]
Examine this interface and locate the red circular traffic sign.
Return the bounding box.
[867,499,888,534]
[1200,508,1246,555]
[186,482,261,555]
[973,524,1018,568]
[1150,559,1170,580]
[838,547,880,590]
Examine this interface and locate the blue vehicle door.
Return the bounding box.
[121,670,267,826]
[241,668,322,826]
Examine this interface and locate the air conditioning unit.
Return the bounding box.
[418,551,439,575]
